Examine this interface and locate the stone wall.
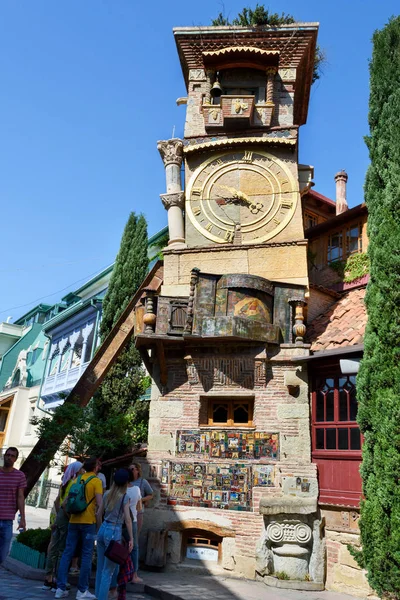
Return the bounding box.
[322,507,377,598]
[163,242,308,293]
[145,344,319,579]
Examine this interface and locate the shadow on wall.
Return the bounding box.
[101,443,324,596]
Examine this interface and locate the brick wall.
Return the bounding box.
[145,344,317,576]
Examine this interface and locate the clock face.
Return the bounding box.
[186,150,298,244]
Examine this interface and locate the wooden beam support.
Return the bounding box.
[20,262,163,495]
[138,346,153,376]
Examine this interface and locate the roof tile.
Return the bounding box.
[306,288,367,351]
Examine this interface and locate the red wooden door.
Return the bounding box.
[311,368,362,507]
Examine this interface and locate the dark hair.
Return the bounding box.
[83,457,98,472]
[6,447,19,458]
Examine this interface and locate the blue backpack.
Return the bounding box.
[66,474,96,514]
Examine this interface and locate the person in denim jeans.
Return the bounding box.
[95,470,133,600]
[55,458,103,600]
[109,468,142,594]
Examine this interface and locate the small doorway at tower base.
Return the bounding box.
[182,528,222,564]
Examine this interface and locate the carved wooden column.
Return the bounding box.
[184,267,200,334]
[158,138,186,248]
[143,289,157,334]
[291,300,307,345]
[266,67,277,105]
[205,69,214,104]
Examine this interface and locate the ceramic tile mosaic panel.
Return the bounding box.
[252,464,276,487]
[163,461,276,511]
[176,430,279,460]
[164,461,251,510]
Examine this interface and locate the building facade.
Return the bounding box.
[132,23,371,595]
[0,227,167,499]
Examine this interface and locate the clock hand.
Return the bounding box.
[217,186,263,214]
[218,185,252,206]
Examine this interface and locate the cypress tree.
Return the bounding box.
[354,16,400,597]
[88,212,150,458]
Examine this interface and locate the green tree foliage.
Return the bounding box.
[212,5,294,27]
[211,4,324,84]
[90,212,149,458]
[100,213,148,339]
[352,16,400,598]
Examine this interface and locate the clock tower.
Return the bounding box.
[136,23,325,585]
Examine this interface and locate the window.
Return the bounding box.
[169,301,188,335]
[48,351,59,376]
[11,370,21,388]
[327,231,343,263]
[25,403,35,435]
[313,374,360,451]
[206,397,254,427]
[327,222,363,264]
[59,344,72,372]
[304,211,319,229]
[31,347,42,363]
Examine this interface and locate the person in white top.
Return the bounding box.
[126,472,142,583]
[109,468,143,593]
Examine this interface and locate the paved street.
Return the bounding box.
[0,568,151,600]
[13,505,52,532]
[1,566,368,600]
[4,507,368,600]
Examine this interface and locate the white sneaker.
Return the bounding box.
[76,591,97,600]
[55,590,69,599]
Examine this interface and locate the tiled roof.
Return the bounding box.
[306,287,367,351]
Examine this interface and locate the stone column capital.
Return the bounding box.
[160,191,185,210]
[157,138,184,167]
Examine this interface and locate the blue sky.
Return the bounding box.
[0,1,398,322]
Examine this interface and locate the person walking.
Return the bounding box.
[95,469,133,600]
[43,461,84,591]
[130,463,152,536]
[0,447,26,564]
[55,457,103,600]
[127,466,142,583]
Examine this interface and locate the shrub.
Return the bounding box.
[16,528,51,554]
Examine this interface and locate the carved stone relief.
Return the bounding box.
[157,139,184,167]
[257,495,325,584]
[189,69,206,81]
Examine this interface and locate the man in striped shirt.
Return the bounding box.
[0,447,27,564]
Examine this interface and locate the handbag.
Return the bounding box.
[104,494,130,565]
[104,539,129,565]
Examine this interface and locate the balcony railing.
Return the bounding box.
[203,96,274,131]
[41,362,90,399]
